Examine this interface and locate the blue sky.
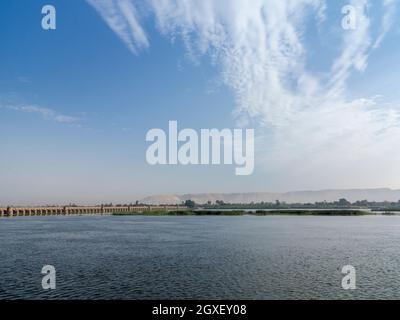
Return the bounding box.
[1,0,400,205]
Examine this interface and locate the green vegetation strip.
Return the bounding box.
[113,210,244,216]
[113,209,372,216]
[253,210,370,216]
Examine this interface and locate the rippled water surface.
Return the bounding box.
[1,215,400,299]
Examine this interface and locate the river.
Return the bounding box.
[0,215,399,299]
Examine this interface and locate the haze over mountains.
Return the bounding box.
[140,189,400,205]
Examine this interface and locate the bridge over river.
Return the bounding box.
[0,205,185,217]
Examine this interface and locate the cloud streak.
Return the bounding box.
[87,0,149,54]
[5,104,80,124]
[373,0,398,49]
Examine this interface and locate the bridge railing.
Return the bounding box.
[0,205,187,217]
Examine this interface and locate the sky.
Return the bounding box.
[1,0,400,205]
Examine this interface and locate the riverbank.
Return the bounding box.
[112,210,245,216]
[112,209,373,216]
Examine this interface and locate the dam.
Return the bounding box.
[0,205,185,217]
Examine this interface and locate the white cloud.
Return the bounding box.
[328,0,371,96]
[87,0,400,188]
[5,104,80,124]
[373,0,398,49]
[87,0,149,54]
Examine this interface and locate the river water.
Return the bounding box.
[1,215,399,299]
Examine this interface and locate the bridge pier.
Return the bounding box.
[0,205,188,218]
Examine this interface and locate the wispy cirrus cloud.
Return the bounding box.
[373,0,398,49]
[87,0,400,188]
[87,0,149,54]
[4,104,80,124]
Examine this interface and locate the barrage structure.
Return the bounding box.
[0,205,185,217]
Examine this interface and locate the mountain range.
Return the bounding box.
[140,188,400,205]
